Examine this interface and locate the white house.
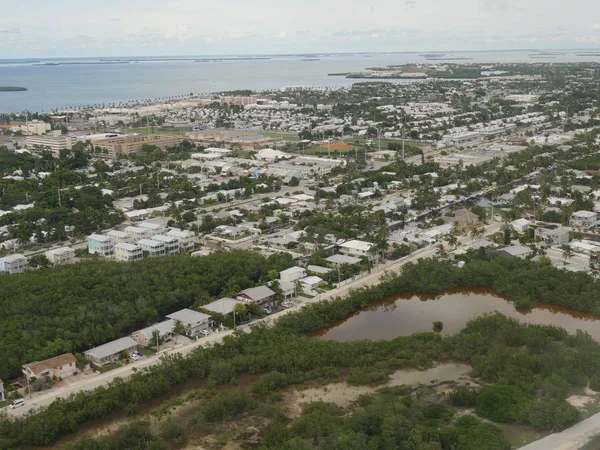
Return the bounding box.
[535,227,570,246]
[167,228,196,250]
[201,297,246,316]
[106,230,130,244]
[87,234,114,257]
[131,319,175,347]
[166,309,212,337]
[22,353,78,380]
[338,239,374,260]
[124,225,152,240]
[325,254,363,266]
[138,238,166,258]
[84,337,138,366]
[151,235,180,254]
[511,218,531,233]
[279,266,307,283]
[570,211,598,229]
[237,286,276,305]
[0,254,28,274]
[45,247,75,265]
[138,221,165,235]
[114,242,143,262]
[300,276,324,290]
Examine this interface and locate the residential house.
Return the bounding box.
[201,297,246,316]
[496,245,534,259]
[300,276,324,290]
[338,239,374,260]
[84,337,138,366]
[124,225,152,241]
[87,234,114,257]
[151,235,180,254]
[106,230,130,244]
[167,228,196,250]
[138,221,165,235]
[45,246,75,265]
[131,319,175,347]
[511,218,531,233]
[570,211,598,229]
[0,254,28,274]
[307,265,332,276]
[138,238,166,258]
[444,209,480,230]
[237,286,276,305]
[535,227,570,246]
[279,266,306,283]
[326,254,363,266]
[268,279,296,300]
[166,309,212,337]
[23,353,78,380]
[114,242,143,262]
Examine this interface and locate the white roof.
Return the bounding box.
[88,233,112,242]
[201,298,245,315]
[115,242,141,251]
[307,265,331,274]
[124,226,148,234]
[573,210,597,218]
[151,234,178,243]
[339,239,373,252]
[85,336,137,360]
[138,222,162,230]
[136,319,175,339]
[167,229,194,238]
[511,218,530,227]
[0,253,27,263]
[280,266,305,276]
[326,254,362,265]
[107,230,128,238]
[167,308,211,325]
[139,238,163,247]
[301,276,323,285]
[46,246,73,255]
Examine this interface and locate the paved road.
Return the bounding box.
[519,415,600,450]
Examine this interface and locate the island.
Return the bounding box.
[0,86,27,91]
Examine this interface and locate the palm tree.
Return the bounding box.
[435,243,449,260]
[561,244,573,262]
[444,234,459,250]
[172,320,185,344]
[470,226,485,241]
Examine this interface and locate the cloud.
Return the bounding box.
[0,28,20,34]
[164,24,189,41]
[592,23,600,30]
[480,0,512,12]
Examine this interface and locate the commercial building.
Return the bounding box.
[131,319,175,347]
[219,95,259,106]
[0,254,28,274]
[45,246,75,265]
[114,242,143,262]
[25,131,72,156]
[91,134,184,160]
[166,309,212,337]
[87,234,114,257]
[186,129,272,149]
[22,353,78,380]
[84,337,138,366]
[15,120,51,136]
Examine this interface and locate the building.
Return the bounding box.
[138,238,166,258]
[114,242,143,262]
[166,229,196,250]
[138,221,165,234]
[444,209,480,230]
[307,265,332,275]
[496,245,534,259]
[91,134,184,160]
[166,309,212,337]
[186,129,272,149]
[300,276,324,290]
[124,225,152,241]
[87,234,114,257]
[279,266,307,283]
[201,297,246,316]
[219,95,259,106]
[22,353,78,380]
[84,337,138,366]
[131,319,175,347]
[570,211,598,229]
[106,230,130,244]
[16,120,51,136]
[326,254,363,266]
[0,254,28,274]
[45,246,75,265]
[338,240,374,260]
[151,235,180,254]
[25,131,72,156]
[237,286,276,305]
[256,148,293,161]
[511,218,531,233]
[535,227,570,246]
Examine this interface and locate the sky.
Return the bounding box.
[1,0,600,58]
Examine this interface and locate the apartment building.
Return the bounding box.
[166,229,196,250]
[105,230,130,244]
[0,254,28,274]
[151,235,180,254]
[87,234,114,257]
[124,225,152,241]
[338,239,374,260]
[138,239,165,258]
[25,131,72,157]
[91,134,183,160]
[114,242,143,262]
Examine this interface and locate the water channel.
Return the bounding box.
[314,288,600,342]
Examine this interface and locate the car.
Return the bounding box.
[199,330,209,337]
[9,399,24,410]
[130,354,140,361]
[282,302,294,308]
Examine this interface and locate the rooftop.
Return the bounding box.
[85,336,137,360]
[166,308,212,325]
[201,298,245,315]
[23,353,76,376]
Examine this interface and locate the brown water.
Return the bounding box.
[315,288,600,342]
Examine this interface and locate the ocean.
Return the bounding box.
[0,50,599,113]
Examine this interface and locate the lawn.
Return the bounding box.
[95,362,123,373]
[139,347,158,357]
[0,400,10,409]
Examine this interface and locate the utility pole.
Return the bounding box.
[58,185,62,208]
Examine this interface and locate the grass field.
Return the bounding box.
[96,362,123,373]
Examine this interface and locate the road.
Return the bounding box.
[7,224,496,419]
[519,415,600,450]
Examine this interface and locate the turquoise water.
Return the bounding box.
[0,50,599,113]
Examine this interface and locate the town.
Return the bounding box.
[2,61,600,449]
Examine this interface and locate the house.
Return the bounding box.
[151,235,180,254]
[279,266,306,283]
[106,230,130,244]
[511,218,531,233]
[444,209,480,229]
[201,297,246,316]
[326,254,363,266]
[496,245,534,259]
[131,319,175,347]
[45,246,75,265]
[300,276,324,290]
[87,234,114,257]
[471,239,493,249]
[338,239,374,260]
[237,286,276,305]
[307,265,332,275]
[0,254,28,274]
[570,211,598,229]
[22,353,78,380]
[84,337,138,366]
[138,221,165,234]
[535,227,570,246]
[124,225,152,240]
[138,238,166,258]
[268,279,296,300]
[166,309,212,337]
[167,228,196,250]
[114,242,143,262]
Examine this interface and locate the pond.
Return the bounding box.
[314,288,600,342]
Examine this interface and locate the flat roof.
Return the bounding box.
[339,239,373,252]
[115,242,141,251]
[88,234,112,242]
[85,336,137,360]
[326,254,362,265]
[166,308,211,325]
[201,298,245,315]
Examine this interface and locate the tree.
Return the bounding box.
[28,254,50,269]
[435,243,449,260]
[561,244,573,262]
[470,226,486,241]
[172,320,185,344]
[444,234,460,250]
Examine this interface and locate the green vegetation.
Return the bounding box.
[3,256,600,448]
[0,86,27,92]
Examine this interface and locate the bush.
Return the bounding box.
[476,385,531,423]
[527,397,580,431]
[198,390,257,423]
[207,360,237,386]
[589,375,600,392]
[161,422,185,444]
[347,367,390,385]
[448,386,479,407]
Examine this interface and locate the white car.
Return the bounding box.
[199,330,209,337]
[10,399,24,410]
[130,354,140,361]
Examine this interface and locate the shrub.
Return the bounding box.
[448,386,479,407]
[347,367,390,385]
[476,385,531,423]
[589,375,600,392]
[198,390,257,423]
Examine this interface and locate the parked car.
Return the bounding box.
[199,330,209,337]
[282,301,294,308]
[130,354,140,361]
[10,399,24,410]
